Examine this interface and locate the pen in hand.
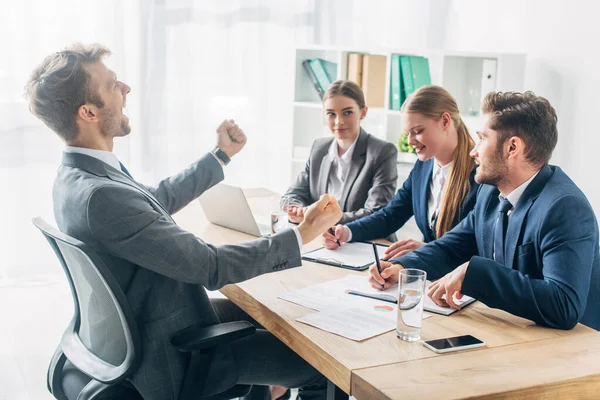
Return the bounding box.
[372,242,384,289]
[329,227,341,246]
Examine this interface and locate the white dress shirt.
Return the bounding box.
[500,169,541,218]
[63,146,304,249]
[326,136,358,202]
[427,161,452,231]
[492,169,540,260]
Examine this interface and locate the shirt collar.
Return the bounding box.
[328,135,359,163]
[501,169,541,207]
[64,146,121,171]
[432,159,452,179]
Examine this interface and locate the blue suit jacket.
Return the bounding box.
[346,159,478,243]
[396,165,600,330]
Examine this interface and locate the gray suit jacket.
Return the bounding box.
[53,152,302,400]
[285,129,398,224]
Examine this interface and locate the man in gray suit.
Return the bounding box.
[26,43,342,400]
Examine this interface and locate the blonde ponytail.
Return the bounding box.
[401,85,475,237]
[436,118,475,237]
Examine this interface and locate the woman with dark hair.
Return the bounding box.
[284,79,398,225]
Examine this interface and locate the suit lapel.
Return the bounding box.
[61,152,174,221]
[418,160,434,239]
[483,192,498,258]
[317,144,333,197]
[339,129,368,210]
[504,165,553,268]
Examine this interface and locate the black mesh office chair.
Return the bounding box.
[33,217,255,400]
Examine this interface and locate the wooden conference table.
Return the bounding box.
[174,190,600,399]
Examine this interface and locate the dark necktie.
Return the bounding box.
[119,162,133,179]
[493,198,513,265]
[429,211,439,238]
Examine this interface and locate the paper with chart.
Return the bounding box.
[302,242,388,269]
[278,274,431,341]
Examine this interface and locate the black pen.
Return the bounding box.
[329,227,341,246]
[347,290,397,304]
[372,242,384,289]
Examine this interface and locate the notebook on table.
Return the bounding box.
[302,242,389,271]
[347,280,476,316]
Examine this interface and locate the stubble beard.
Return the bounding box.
[100,107,131,138]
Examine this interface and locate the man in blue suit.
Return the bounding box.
[369,91,600,330]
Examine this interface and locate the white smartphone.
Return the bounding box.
[423,334,485,354]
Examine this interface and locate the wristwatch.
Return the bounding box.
[212,147,231,165]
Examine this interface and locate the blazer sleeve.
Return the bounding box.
[338,142,398,224]
[141,153,224,214]
[283,142,315,207]
[85,184,302,290]
[394,209,479,279]
[462,195,598,330]
[345,164,414,243]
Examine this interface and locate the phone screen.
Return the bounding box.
[424,335,483,350]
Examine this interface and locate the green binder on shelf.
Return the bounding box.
[309,58,337,94]
[302,59,325,99]
[400,56,431,98]
[390,54,404,110]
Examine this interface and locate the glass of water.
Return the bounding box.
[397,268,427,342]
[271,195,291,234]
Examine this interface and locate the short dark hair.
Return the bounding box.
[24,43,111,141]
[482,91,558,166]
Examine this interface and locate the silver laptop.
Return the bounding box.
[198,183,272,236]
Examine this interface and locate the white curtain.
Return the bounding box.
[0,0,318,280]
[133,0,316,188]
[0,0,439,281]
[0,0,142,281]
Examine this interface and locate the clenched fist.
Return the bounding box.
[216,119,247,158]
[297,195,343,244]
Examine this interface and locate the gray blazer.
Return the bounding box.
[53,152,302,400]
[285,128,398,224]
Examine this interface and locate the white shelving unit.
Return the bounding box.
[291,45,526,184]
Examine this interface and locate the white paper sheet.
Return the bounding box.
[278,275,380,311]
[279,275,431,340]
[297,305,398,341]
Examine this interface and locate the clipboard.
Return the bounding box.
[301,242,388,271]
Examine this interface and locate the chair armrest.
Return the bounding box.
[47,346,69,400]
[171,321,256,352]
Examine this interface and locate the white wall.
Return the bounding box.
[319,0,600,214]
[440,0,599,215]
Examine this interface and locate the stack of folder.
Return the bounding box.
[302,58,337,100]
[389,55,432,110]
[303,53,432,109]
[346,53,386,108]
